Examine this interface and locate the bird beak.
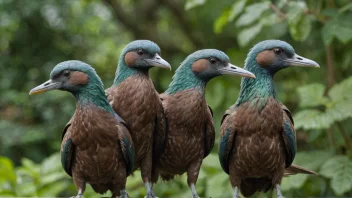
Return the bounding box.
[29,79,62,95]
[285,53,320,68]
[219,63,256,78]
[145,54,172,70]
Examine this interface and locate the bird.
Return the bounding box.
[218,40,320,198]
[105,40,171,198]
[29,60,135,198]
[151,49,256,198]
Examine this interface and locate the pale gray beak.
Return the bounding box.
[145,54,171,70]
[219,63,256,78]
[285,53,320,68]
[29,79,62,95]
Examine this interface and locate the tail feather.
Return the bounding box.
[284,164,318,176]
[90,184,109,194]
[240,177,273,197]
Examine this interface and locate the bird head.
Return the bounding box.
[120,40,171,70]
[29,60,104,95]
[182,49,255,82]
[166,49,255,94]
[245,40,319,75]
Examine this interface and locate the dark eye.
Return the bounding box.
[273,48,283,55]
[137,49,144,56]
[63,70,70,77]
[208,57,217,64]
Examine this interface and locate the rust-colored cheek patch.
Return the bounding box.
[192,59,209,73]
[256,50,276,67]
[69,71,89,85]
[124,52,138,67]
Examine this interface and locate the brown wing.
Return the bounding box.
[61,115,75,176]
[203,105,215,158]
[280,103,296,167]
[153,94,168,162]
[219,105,238,174]
[114,114,135,176]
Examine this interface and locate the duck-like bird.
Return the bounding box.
[219,40,319,198]
[105,40,171,198]
[29,61,135,198]
[152,49,256,198]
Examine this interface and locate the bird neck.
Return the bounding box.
[165,65,206,95]
[74,83,115,114]
[113,58,148,86]
[236,62,276,110]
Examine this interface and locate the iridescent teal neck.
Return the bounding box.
[113,58,138,86]
[236,60,276,110]
[74,79,115,114]
[165,64,206,95]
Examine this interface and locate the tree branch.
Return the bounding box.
[162,0,202,48]
[326,45,335,89]
[337,122,352,151]
[102,0,182,55]
[270,3,286,21]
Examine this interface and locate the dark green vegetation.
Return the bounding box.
[0,0,351,197]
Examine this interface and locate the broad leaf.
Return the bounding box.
[185,0,206,10]
[328,76,352,103]
[235,1,270,27]
[214,10,230,34]
[320,156,352,195]
[228,0,247,22]
[237,23,262,47]
[297,83,327,108]
[294,110,333,130]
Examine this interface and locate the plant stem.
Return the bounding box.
[337,122,352,151]
[326,45,335,89]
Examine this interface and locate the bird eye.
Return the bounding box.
[208,57,217,64]
[273,48,283,55]
[137,49,144,56]
[63,70,70,77]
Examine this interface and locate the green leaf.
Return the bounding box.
[320,156,352,195]
[213,10,230,34]
[228,0,247,22]
[326,102,352,122]
[286,1,311,41]
[185,0,206,10]
[293,151,333,170]
[288,15,312,41]
[297,83,327,108]
[281,174,308,191]
[259,13,278,26]
[40,153,62,175]
[237,23,262,47]
[286,1,306,24]
[294,110,333,130]
[235,1,270,27]
[322,13,352,45]
[0,157,16,183]
[328,76,352,103]
[206,172,232,197]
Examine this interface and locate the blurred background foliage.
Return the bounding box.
[0,0,351,197]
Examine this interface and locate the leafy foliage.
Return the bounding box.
[294,77,352,130]
[0,0,352,197]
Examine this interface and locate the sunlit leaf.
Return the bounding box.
[214,10,230,34]
[294,110,333,130]
[237,23,262,47]
[235,1,270,27]
[297,83,327,108]
[228,0,247,22]
[185,0,206,10]
[320,156,352,195]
